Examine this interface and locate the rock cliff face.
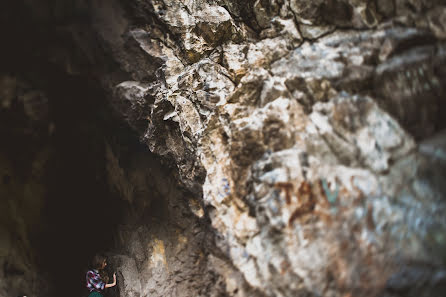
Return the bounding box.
[1,1,446,297]
[101,1,446,297]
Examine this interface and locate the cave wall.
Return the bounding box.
[103,143,257,297]
[93,1,446,297]
[0,75,52,297]
[1,1,446,297]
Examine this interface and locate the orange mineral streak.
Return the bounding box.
[288,181,317,226]
[274,178,364,227]
[274,182,294,204]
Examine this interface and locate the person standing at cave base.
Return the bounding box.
[86,254,117,297]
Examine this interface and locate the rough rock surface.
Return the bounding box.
[1,1,446,297]
[100,1,446,297]
[104,144,261,297]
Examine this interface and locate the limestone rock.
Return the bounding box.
[102,1,446,296]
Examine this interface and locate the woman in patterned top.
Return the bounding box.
[86,254,117,297]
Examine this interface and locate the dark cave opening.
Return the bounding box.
[34,74,128,297]
[0,68,141,297]
[0,3,144,296]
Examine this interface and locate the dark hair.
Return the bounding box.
[92,254,106,269]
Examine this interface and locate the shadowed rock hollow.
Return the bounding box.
[1,1,446,297]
